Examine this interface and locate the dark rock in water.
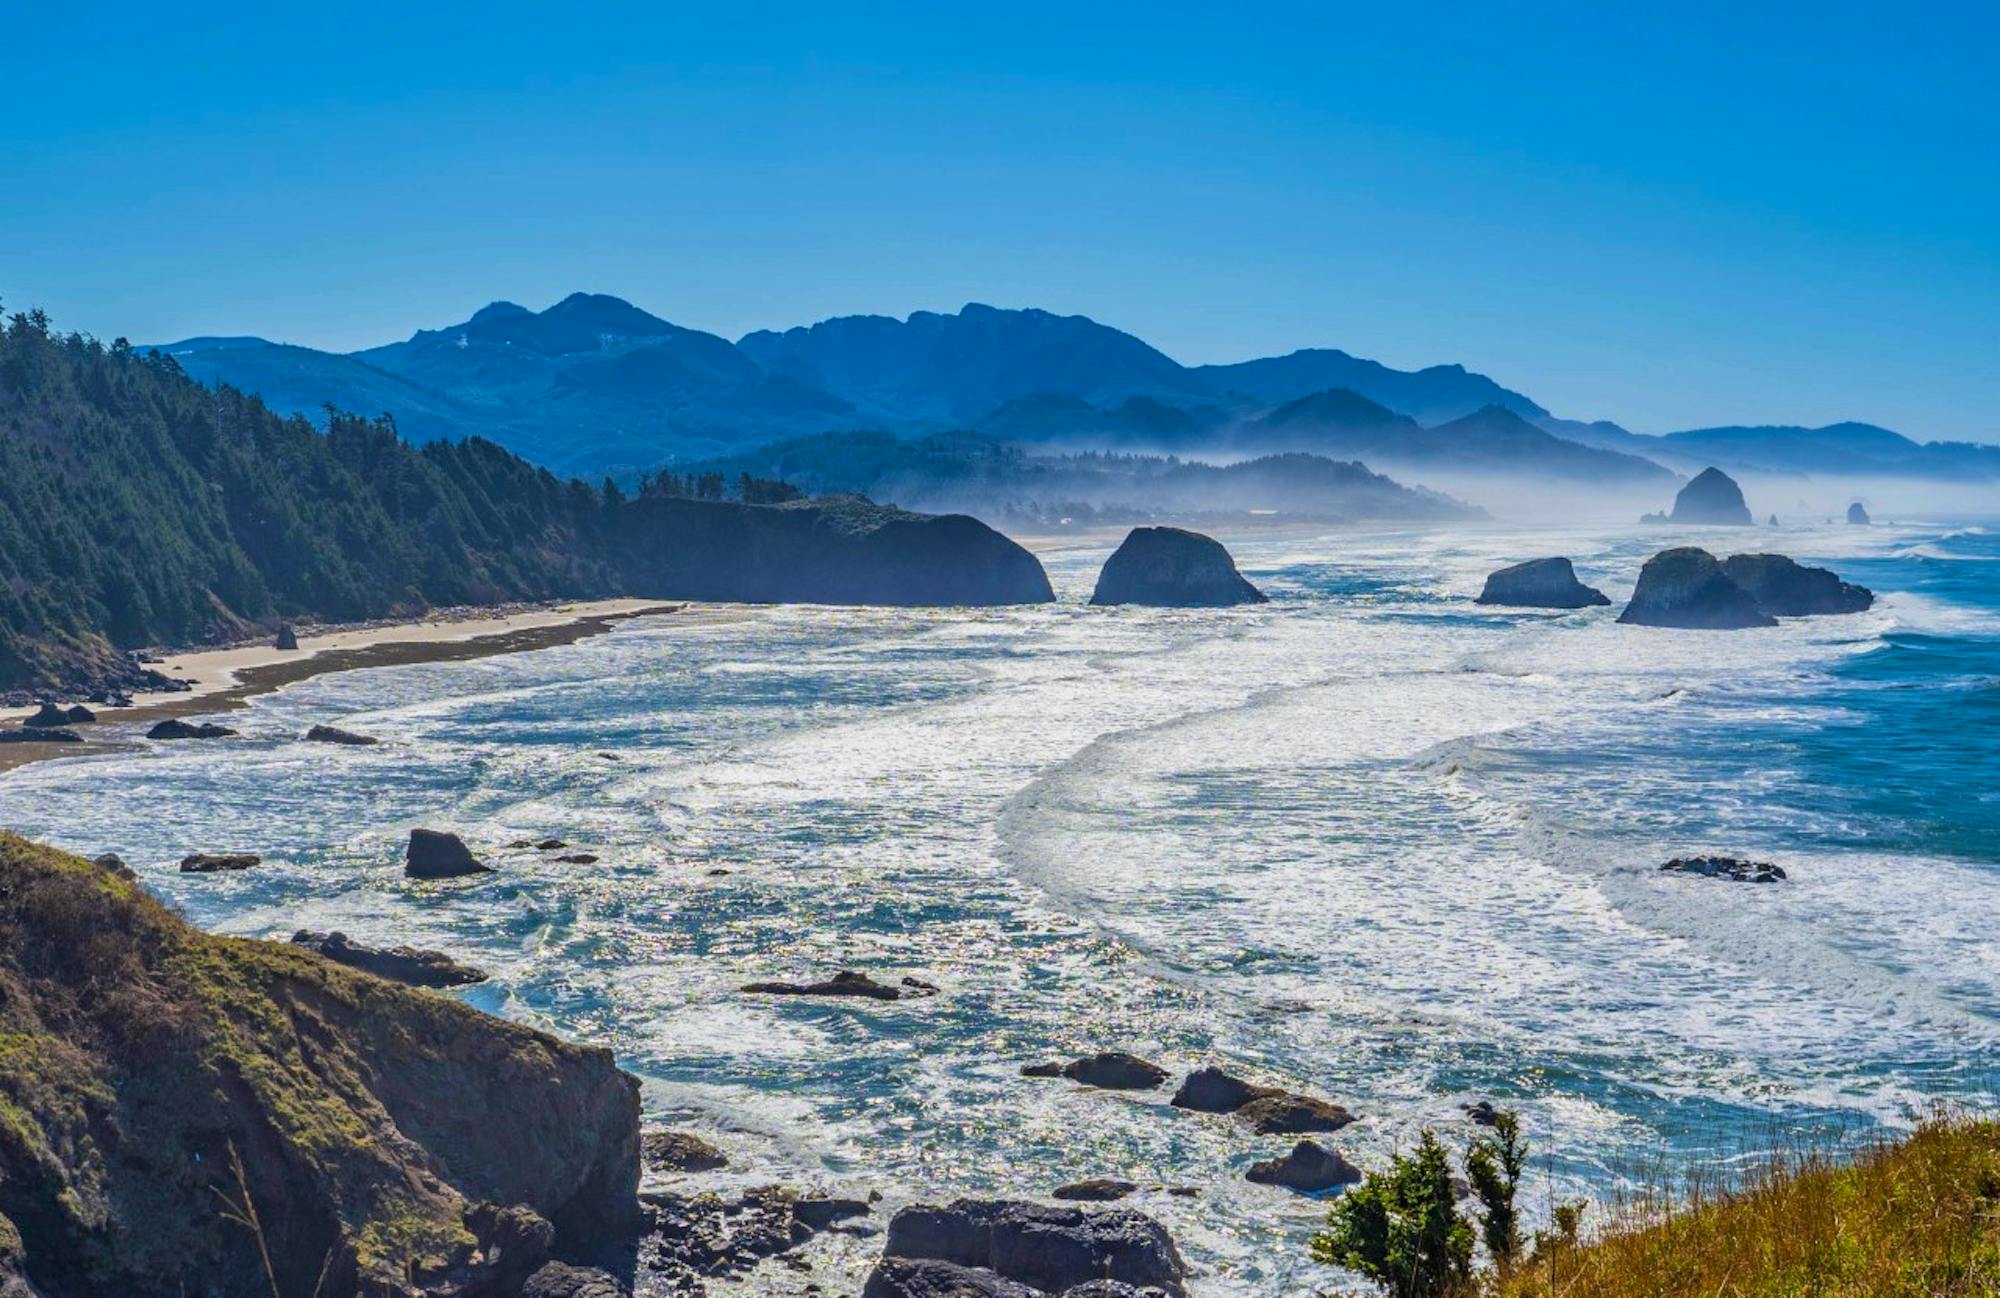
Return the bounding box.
[1768,514,1780,527]
[1053,1178,1138,1202]
[146,718,237,740]
[1721,554,1873,616]
[304,723,380,745]
[873,1198,1189,1297]
[64,704,94,723]
[1475,557,1610,609]
[794,1194,872,1231]
[179,852,260,873]
[274,623,299,650]
[1618,548,1776,629]
[1235,1093,1355,1135]
[24,702,91,727]
[1847,501,1871,525]
[523,1261,630,1298]
[642,1184,866,1285]
[1023,1051,1169,1091]
[0,727,80,744]
[1172,1065,1277,1113]
[290,929,489,987]
[743,969,908,1000]
[1089,527,1267,607]
[556,852,599,864]
[1463,1100,1502,1127]
[1662,855,1786,883]
[536,838,569,850]
[1664,466,1755,525]
[404,828,493,879]
[1245,1140,1362,1194]
[863,1257,1043,1298]
[642,1129,730,1174]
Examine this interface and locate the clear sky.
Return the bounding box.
[5,2,1995,438]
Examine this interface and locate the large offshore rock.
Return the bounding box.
[404,827,493,879]
[1475,557,1610,609]
[1847,501,1871,525]
[1618,548,1775,629]
[1089,527,1266,607]
[1665,467,1755,525]
[1720,554,1873,616]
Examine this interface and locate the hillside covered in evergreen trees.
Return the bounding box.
[0,310,1050,692]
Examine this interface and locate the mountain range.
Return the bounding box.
[149,293,1999,482]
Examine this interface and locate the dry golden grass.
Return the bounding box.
[1498,1116,2000,1298]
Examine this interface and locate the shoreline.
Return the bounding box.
[0,599,682,775]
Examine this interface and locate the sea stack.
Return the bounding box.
[1619,548,1775,629]
[1475,557,1610,609]
[1663,467,1755,525]
[1721,554,1873,616]
[1090,527,1267,607]
[404,828,493,879]
[1847,501,1871,525]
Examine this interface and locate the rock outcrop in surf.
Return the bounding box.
[1720,554,1874,616]
[1652,466,1755,525]
[0,833,640,1297]
[1847,501,1871,525]
[1088,527,1266,607]
[1618,548,1776,629]
[1475,557,1610,609]
[862,1199,1189,1297]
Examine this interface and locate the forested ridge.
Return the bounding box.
[0,310,1051,691]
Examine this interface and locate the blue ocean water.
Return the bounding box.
[1,517,1995,1294]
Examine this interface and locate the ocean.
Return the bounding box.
[4,517,1995,1293]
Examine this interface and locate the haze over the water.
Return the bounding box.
[4,2,1996,441]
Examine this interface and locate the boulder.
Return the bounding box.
[22,703,70,728]
[1235,1093,1356,1135]
[874,1199,1189,1297]
[556,853,600,865]
[863,1257,1042,1298]
[1462,1100,1502,1127]
[146,718,237,740]
[1475,558,1610,609]
[742,969,909,1000]
[1089,528,1266,607]
[274,624,300,650]
[178,852,260,873]
[290,930,489,988]
[1661,855,1786,883]
[522,1262,630,1298]
[404,828,493,879]
[1664,467,1754,525]
[63,705,94,724]
[1618,548,1776,629]
[1847,501,1870,525]
[1720,554,1873,616]
[1170,1066,1279,1113]
[1245,1141,1362,1194]
[0,728,80,744]
[1052,1178,1138,1202]
[642,1129,730,1174]
[304,724,380,745]
[1022,1052,1169,1091]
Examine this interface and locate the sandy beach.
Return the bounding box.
[0,599,681,774]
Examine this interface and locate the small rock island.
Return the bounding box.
[1090,527,1268,607]
[1648,466,1756,526]
[1476,557,1610,609]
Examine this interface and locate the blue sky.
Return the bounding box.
[4,2,1995,438]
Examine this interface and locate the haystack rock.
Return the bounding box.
[1475,558,1610,609]
[1618,548,1775,629]
[1662,467,1754,525]
[1847,501,1871,525]
[1089,527,1266,607]
[1720,554,1873,616]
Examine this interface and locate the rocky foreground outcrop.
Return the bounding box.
[1659,466,1755,525]
[1720,554,1873,616]
[862,1199,1189,1298]
[1618,548,1777,629]
[0,833,639,1297]
[1089,527,1267,607]
[1475,557,1610,609]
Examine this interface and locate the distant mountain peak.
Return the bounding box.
[468,301,530,323]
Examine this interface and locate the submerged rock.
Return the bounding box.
[1720,554,1873,616]
[178,852,260,873]
[1664,466,1755,525]
[146,718,237,740]
[1618,548,1775,629]
[1089,527,1267,607]
[1023,1052,1169,1091]
[869,1198,1189,1297]
[1052,1178,1138,1202]
[0,728,80,744]
[290,930,488,988]
[304,723,380,745]
[1245,1140,1362,1194]
[1661,855,1786,883]
[1475,557,1610,609]
[404,828,493,879]
[743,969,910,1001]
[556,852,600,864]
[1847,501,1871,525]
[642,1129,730,1174]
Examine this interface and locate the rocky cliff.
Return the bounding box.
[0,833,639,1297]
[1089,527,1267,607]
